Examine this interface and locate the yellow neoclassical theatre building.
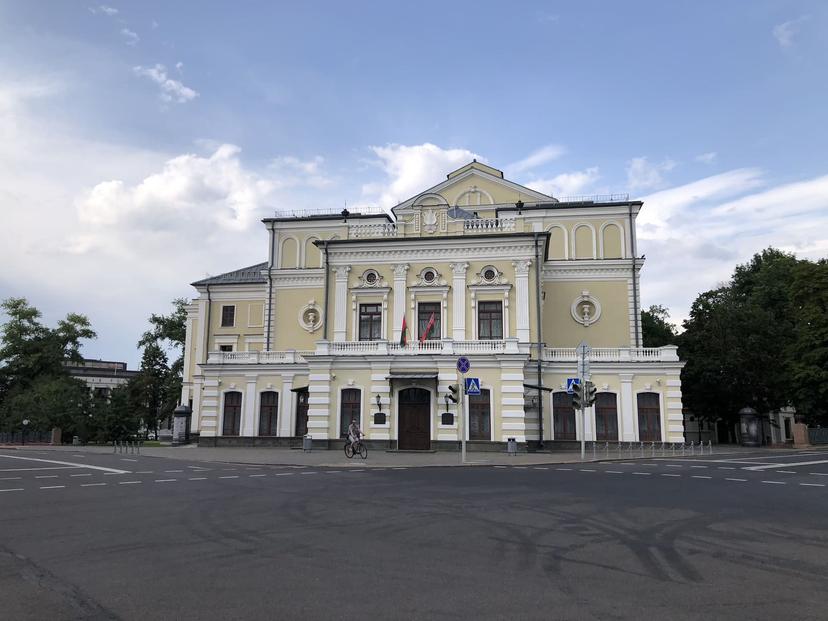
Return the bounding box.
[181,161,684,449]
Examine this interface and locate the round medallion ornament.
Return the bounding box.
[298,300,323,333]
[571,291,601,327]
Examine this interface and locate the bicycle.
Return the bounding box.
[344,437,368,459]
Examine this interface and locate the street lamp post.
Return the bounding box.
[22,418,30,445]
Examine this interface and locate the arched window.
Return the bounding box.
[280,237,298,268]
[637,392,662,442]
[469,389,491,440]
[305,237,321,268]
[595,392,618,442]
[601,223,623,259]
[259,391,279,436]
[573,225,595,259]
[222,391,242,436]
[546,226,567,260]
[340,388,361,438]
[552,392,576,440]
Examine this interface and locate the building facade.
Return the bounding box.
[182,161,685,449]
[66,359,139,399]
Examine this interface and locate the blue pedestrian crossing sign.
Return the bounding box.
[566,377,581,394]
[464,377,481,395]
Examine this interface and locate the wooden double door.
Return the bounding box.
[398,388,430,450]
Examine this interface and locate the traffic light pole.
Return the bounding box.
[460,373,466,464]
[579,350,586,461]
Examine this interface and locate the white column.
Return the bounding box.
[242,376,257,436]
[332,265,350,342]
[620,373,636,441]
[280,373,295,437]
[449,262,469,340]
[513,259,531,343]
[391,263,409,342]
[195,298,209,364]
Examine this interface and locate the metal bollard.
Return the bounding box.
[592,442,596,459]
[605,442,609,458]
[708,440,712,455]
[138,441,142,455]
[651,442,655,457]
[113,441,117,453]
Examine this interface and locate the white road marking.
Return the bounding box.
[300,472,316,475]
[187,466,210,470]
[0,488,24,492]
[691,475,712,479]
[726,478,747,482]
[0,467,77,472]
[275,473,294,476]
[494,466,507,469]
[350,469,364,472]
[154,479,176,483]
[120,459,138,462]
[665,464,683,468]
[326,471,341,474]
[534,467,549,470]
[718,467,736,470]
[690,466,708,469]
[103,473,122,476]
[39,485,65,490]
[800,483,825,487]
[556,468,573,471]
[0,454,129,474]
[164,470,183,473]
[72,455,85,458]
[248,474,266,477]
[761,481,786,485]
[776,470,796,474]
[119,481,142,485]
[81,483,106,487]
[661,474,681,477]
[219,476,239,479]
[810,473,828,476]
[135,471,153,474]
[0,476,22,480]
[35,475,58,479]
[392,467,407,470]
[746,459,828,471]
[632,472,651,476]
[188,477,207,481]
[70,474,92,477]
[606,471,623,474]
[579,469,596,472]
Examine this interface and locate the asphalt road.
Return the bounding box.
[2,449,828,620]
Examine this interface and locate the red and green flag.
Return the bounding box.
[419,312,436,344]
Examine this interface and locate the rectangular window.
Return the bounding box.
[477,301,503,339]
[417,302,441,341]
[221,305,235,327]
[218,344,233,352]
[358,303,382,341]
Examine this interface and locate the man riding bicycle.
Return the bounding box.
[347,417,362,449]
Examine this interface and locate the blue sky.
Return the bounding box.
[1,1,826,367]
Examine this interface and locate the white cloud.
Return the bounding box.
[89,5,118,16]
[695,152,717,164]
[505,144,565,175]
[524,167,600,198]
[175,61,184,73]
[133,64,198,103]
[364,143,480,209]
[773,15,810,48]
[626,156,676,190]
[120,28,140,46]
[638,170,828,328]
[268,155,333,188]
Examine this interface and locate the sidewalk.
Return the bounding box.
[6,443,825,469]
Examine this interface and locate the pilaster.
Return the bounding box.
[280,373,295,438]
[449,262,469,340]
[391,263,409,342]
[333,265,351,342]
[513,259,531,342]
[242,376,258,436]
[619,373,636,441]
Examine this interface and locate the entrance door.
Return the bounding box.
[637,392,662,442]
[340,389,361,438]
[222,391,242,436]
[552,392,576,440]
[398,387,431,450]
[469,389,491,441]
[295,389,309,437]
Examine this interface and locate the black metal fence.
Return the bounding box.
[808,428,828,445]
[0,431,53,444]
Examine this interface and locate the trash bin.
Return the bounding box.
[507,437,517,455]
[303,434,312,452]
[72,436,81,446]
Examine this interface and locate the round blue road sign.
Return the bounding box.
[457,356,471,374]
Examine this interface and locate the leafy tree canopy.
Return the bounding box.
[641,304,679,348]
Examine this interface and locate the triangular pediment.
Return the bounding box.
[391,161,554,215]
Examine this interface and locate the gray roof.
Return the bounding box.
[191,262,268,286]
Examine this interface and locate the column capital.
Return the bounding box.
[392,263,410,278]
[332,265,351,279]
[513,259,532,275]
[449,262,469,276]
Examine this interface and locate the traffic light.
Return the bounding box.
[585,381,597,407]
[447,384,460,403]
[571,382,583,410]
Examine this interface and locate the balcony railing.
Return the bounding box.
[320,339,520,356]
[541,346,679,362]
[464,217,516,233]
[349,222,398,238]
[206,350,307,364]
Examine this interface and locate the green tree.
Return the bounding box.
[641,305,679,347]
[128,343,169,439]
[0,298,96,435]
[93,385,140,442]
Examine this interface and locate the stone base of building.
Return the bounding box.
[197,436,534,453]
